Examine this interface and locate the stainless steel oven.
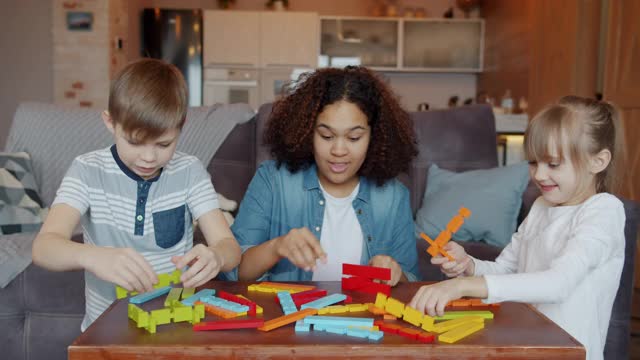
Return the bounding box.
[203,67,259,109]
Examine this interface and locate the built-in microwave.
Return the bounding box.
[203,67,259,110]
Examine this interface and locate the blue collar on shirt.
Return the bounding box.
[110,145,162,183]
[301,164,371,203]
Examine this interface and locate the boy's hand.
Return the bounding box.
[368,255,403,286]
[172,244,224,288]
[431,241,474,278]
[274,228,327,271]
[85,247,157,293]
[409,279,463,316]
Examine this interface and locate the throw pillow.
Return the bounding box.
[0,152,44,234]
[415,162,530,248]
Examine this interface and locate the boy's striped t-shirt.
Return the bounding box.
[53,146,219,331]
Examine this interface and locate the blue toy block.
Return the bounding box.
[368,330,384,341]
[303,315,374,328]
[181,289,216,306]
[301,294,347,310]
[129,286,172,304]
[278,291,298,315]
[295,320,310,332]
[346,327,370,339]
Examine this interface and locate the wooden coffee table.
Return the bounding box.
[69,281,585,359]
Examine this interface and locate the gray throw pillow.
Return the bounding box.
[0,152,44,234]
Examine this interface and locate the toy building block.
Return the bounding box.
[342,263,391,281]
[303,315,374,328]
[181,289,215,306]
[300,294,347,310]
[277,291,298,315]
[236,294,263,315]
[383,314,397,320]
[200,296,249,313]
[129,286,172,305]
[434,310,494,320]
[432,316,484,334]
[151,308,173,325]
[156,269,182,288]
[438,320,484,344]
[116,285,137,299]
[257,308,318,331]
[164,287,183,307]
[257,281,315,293]
[374,293,388,309]
[367,304,387,315]
[295,320,310,332]
[181,287,195,299]
[193,318,265,331]
[421,314,435,331]
[128,304,150,328]
[291,289,328,300]
[402,305,424,327]
[341,276,391,296]
[197,301,242,319]
[219,290,258,316]
[346,303,368,312]
[422,207,472,261]
[397,327,423,340]
[374,321,403,334]
[384,297,405,318]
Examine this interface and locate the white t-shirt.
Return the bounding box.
[312,183,363,281]
[473,193,625,360]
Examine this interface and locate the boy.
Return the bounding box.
[32,58,241,331]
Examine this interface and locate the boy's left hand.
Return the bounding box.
[368,255,403,286]
[171,244,225,288]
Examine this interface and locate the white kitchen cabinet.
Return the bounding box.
[203,10,319,69]
[203,11,260,67]
[260,12,319,68]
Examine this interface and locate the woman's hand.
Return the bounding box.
[274,228,327,271]
[368,255,403,286]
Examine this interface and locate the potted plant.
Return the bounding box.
[217,0,236,9]
[265,0,289,11]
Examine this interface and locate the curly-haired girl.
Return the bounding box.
[229,66,420,284]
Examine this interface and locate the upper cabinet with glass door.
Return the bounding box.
[403,19,483,72]
[320,17,399,70]
[319,17,484,72]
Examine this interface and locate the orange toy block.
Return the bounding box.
[423,207,472,261]
[257,308,317,332]
[196,301,240,319]
[421,233,454,261]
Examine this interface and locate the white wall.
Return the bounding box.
[0,0,53,148]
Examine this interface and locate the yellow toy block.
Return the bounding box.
[328,305,349,314]
[318,307,330,315]
[374,293,388,309]
[434,310,494,320]
[367,304,387,315]
[164,288,183,307]
[421,314,435,331]
[248,284,258,291]
[438,320,484,343]
[402,306,424,327]
[384,297,405,318]
[432,316,484,333]
[346,303,368,312]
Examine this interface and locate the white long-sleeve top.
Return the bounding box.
[473,193,625,360]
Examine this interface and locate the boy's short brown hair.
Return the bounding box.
[108,58,187,142]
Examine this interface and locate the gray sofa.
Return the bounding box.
[1,102,637,360]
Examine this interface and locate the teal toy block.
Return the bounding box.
[301,294,347,310]
[181,289,216,306]
[304,315,374,328]
[129,286,172,304]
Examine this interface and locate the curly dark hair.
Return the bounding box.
[264,66,418,186]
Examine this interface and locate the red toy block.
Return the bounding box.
[417,332,436,343]
[218,290,257,316]
[291,289,328,300]
[193,318,265,331]
[342,263,391,281]
[342,276,391,296]
[398,327,422,340]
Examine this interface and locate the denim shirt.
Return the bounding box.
[225,160,419,282]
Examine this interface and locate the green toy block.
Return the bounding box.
[128,304,150,328]
[146,316,157,333]
[157,269,182,288]
[172,306,193,323]
[151,308,173,325]
[434,310,494,320]
[164,288,183,307]
[181,287,195,299]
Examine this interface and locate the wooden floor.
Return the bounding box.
[630,288,640,359]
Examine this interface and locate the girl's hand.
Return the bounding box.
[409,279,463,316]
[172,244,224,288]
[274,228,327,271]
[431,241,474,278]
[368,255,403,286]
[85,247,157,293]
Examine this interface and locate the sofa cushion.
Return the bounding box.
[415,161,530,248]
[0,152,43,235]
